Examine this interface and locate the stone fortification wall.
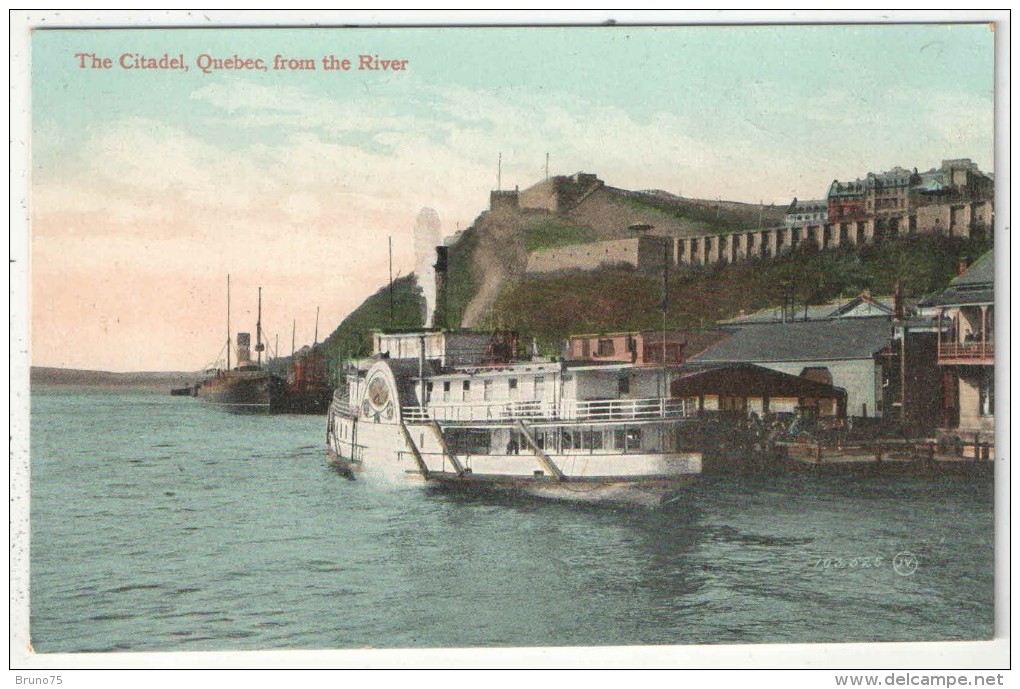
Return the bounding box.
[523,197,990,276]
[527,237,641,273]
[676,200,992,268]
[526,235,674,274]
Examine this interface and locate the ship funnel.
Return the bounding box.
[236,332,252,365]
[433,245,449,330]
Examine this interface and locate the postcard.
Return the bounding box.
[10,11,1007,672]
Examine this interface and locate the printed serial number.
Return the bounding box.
[812,556,884,570]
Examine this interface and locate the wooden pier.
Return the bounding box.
[703,438,995,477]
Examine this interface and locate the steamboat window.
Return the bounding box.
[483,379,492,401]
[462,380,470,401]
[426,382,433,402]
[447,428,490,455]
[618,374,630,395]
[443,381,451,402]
[563,430,583,450]
[534,376,545,399]
[508,378,518,399]
[615,428,642,451]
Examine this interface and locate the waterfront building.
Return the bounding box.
[690,318,895,420]
[917,250,995,457]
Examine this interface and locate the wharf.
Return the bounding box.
[704,439,995,478]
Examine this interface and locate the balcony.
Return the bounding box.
[938,341,994,365]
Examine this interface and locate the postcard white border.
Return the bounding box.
[8,9,1010,675]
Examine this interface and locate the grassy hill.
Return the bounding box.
[611,188,786,235]
[522,212,600,252]
[319,274,425,370]
[486,234,994,354]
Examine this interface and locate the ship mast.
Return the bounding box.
[226,274,231,371]
[256,286,264,367]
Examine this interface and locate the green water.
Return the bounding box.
[28,387,995,652]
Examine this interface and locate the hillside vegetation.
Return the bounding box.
[486,234,994,354]
[611,188,786,235]
[315,169,992,372]
[319,275,424,368]
[523,213,598,252]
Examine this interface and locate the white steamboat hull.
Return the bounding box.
[326,415,700,507]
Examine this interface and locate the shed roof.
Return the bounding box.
[691,318,893,363]
[720,293,897,326]
[672,363,846,399]
[918,250,994,308]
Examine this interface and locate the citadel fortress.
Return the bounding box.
[496,159,994,274]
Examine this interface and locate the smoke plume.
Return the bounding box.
[413,207,442,327]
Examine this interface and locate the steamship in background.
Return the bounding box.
[325,246,703,507]
[199,331,288,411]
[195,279,333,413]
[198,283,288,411]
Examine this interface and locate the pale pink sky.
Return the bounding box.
[25,23,995,372]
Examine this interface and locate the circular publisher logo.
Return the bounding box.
[893,551,919,576]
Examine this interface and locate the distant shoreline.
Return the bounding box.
[30,366,201,390]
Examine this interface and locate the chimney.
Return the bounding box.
[958,258,970,276]
[433,245,449,330]
[893,280,904,321]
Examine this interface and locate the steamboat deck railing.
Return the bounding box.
[401,397,693,423]
[330,389,358,417]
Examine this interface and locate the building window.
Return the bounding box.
[509,378,518,399]
[597,338,615,357]
[978,370,994,417]
[618,374,630,395]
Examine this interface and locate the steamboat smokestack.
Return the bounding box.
[236,332,252,364]
[433,245,449,330]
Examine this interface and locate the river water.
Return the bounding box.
[27,387,994,653]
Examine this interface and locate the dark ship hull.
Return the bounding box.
[277,385,333,414]
[198,370,286,412]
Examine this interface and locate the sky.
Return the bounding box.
[24,20,995,372]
